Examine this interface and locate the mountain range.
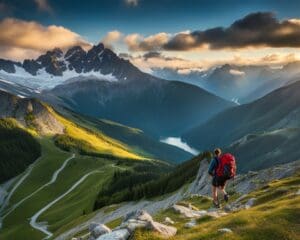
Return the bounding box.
[0,43,235,139]
[183,80,300,171]
[0,42,300,240]
[152,62,300,103]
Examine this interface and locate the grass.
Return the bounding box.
[50,107,144,160]
[0,104,153,240]
[6,138,70,207]
[106,217,123,229]
[0,139,129,240]
[133,172,300,240]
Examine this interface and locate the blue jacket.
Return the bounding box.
[208,157,219,176]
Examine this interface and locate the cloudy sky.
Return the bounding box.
[1,0,300,72]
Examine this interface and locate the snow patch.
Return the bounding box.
[160,137,199,155]
[229,69,245,76]
[231,98,240,105]
[0,65,118,90]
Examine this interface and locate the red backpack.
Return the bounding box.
[216,153,236,179]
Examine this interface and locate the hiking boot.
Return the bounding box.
[213,200,220,208]
[224,194,229,202]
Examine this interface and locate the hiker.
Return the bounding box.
[208,148,236,208]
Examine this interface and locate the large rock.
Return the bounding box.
[172,204,207,218]
[89,223,111,239]
[121,219,149,234]
[96,229,130,240]
[163,217,175,225]
[121,210,177,238]
[148,221,177,238]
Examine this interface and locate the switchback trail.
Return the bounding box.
[30,170,103,239]
[0,156,41,214]
[0,154,75,224]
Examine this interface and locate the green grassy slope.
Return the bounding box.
[58,110,192,163]
[94,152,211,210]
[0,139,129,240]
[133,172,300,240]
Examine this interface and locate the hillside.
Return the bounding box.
[46,78,234,139]
[224,128,300,173]
[53,156,300,240]
[61,111,192,162]
[0,118,41,183]
[0,91,174,240]
[183,80,300,152]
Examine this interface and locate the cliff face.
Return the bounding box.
[0,90,64,135]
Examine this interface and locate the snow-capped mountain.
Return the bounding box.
[0,43,235,138]
[0,43,138,90]
[152,62,300,103]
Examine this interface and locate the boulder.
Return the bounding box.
[135,210,153,222]
[148,221,177,238]
[96,229,130,240]
[89,223,111,238]
[121,210,177,238]
[121,219,149,233]
[164,217,175,225]
[172,204,207,218]
[296,189,300,195]
[123,210,152,223]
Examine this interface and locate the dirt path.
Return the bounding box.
[30,170,103,239]
[1,154,75,221]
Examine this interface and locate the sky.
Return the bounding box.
[1,0,300,72]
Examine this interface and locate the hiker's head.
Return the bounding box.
[214,148,222,157]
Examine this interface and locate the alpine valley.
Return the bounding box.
[0,4,300,240]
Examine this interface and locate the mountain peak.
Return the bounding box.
[88,43,105,54]
[65,46,86,58]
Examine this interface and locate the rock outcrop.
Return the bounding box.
[79,210,177,240]
[120,210,177,238]
[0,90,64,135]
[188,158,300,196]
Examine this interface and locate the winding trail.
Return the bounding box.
[0,157,41,229]
[1,154,75,220]
[30,170,103,239]
[0,157,41,214]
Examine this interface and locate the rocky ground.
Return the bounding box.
[60,159,300,240]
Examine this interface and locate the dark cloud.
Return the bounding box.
[143,51,162,59]
[118,53,132,59]
[163,12,300,50]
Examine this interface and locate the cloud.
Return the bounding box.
[123,50,300,74]
[0,18,91,60]
[122,12,300,52]
[34,0,53,14]
[102,30,123,49]
[125,32,169,51]
[143,51,162,59]
[125,0,139,6]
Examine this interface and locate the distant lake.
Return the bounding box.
[160,137,199,155]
